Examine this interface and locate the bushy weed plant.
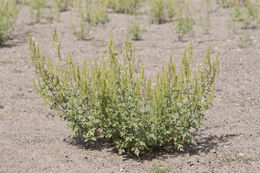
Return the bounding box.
[30,31,219,156]
[0,0,21,45]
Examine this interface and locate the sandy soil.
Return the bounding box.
[0,1,260,173]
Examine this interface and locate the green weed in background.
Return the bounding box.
[166,0,179,20]
[77,0,109,25]
[200,0,212,34]
[149,0,180,24]
[175,3,194,41]
[217,0,233,8]
[149,0,167,24]
[107,0,141,14]
[71,8,91,39]
[54,0,71,12]
[243,0,259,27]
[70,0,109,39]
[230,0,259,29]
[128,19,142,40]
[28,0,47,22]
[30,30,219,156]
[0,0,21,45]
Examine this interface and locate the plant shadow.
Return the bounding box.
[122,133,239,161]
[65,132,239,162]
[64,135,115,151]
[0,32,29,48]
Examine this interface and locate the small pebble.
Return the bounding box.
[187,161,194,167]
[211,149,217,154]
[238,153,245,157]
[0,104,4,109]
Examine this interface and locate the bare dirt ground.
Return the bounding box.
[0,2,260,173]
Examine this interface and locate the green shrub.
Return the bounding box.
[30,31,219,156]
[0,0,20,45]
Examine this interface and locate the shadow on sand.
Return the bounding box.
[64,132,239,161]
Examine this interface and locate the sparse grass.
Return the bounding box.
[255,128,260,136]
[11,93,26,99]
[1,60,14,65]
[54,0,71,12]
[53,0,72,20]
[153,164,168,173]
[12,68,23,73]
[229,0,259,29]
[238,44,246,49]
[222,151,254,164]
[217,0,233,8]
